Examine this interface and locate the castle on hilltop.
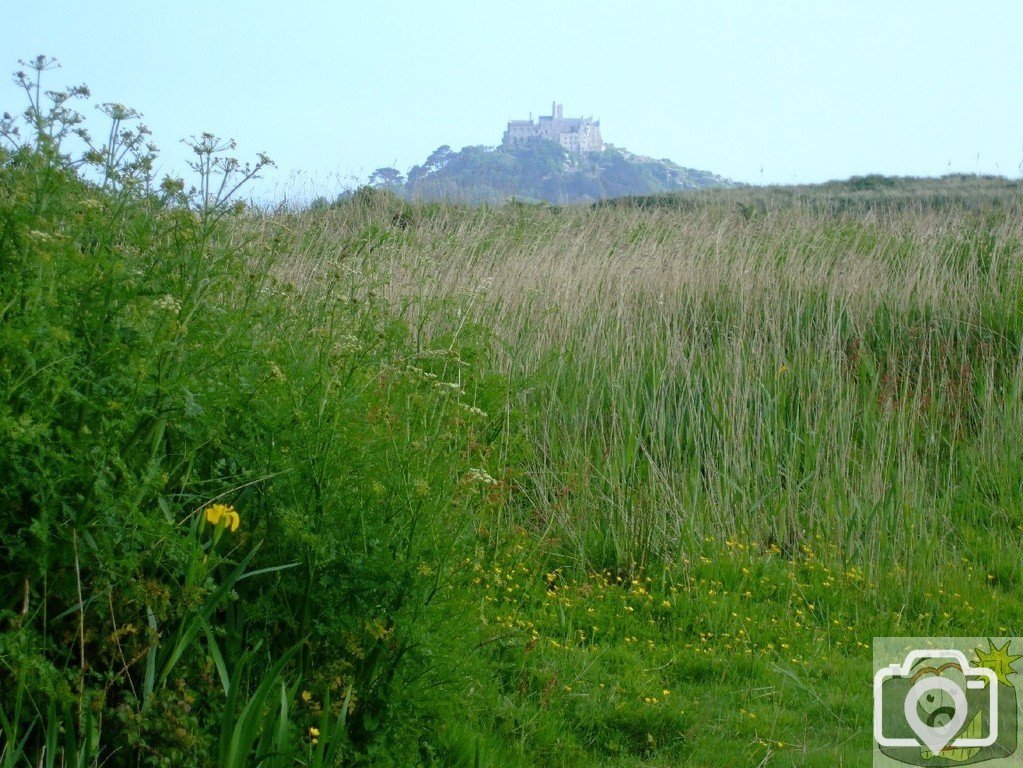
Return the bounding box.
[503,102,604,154]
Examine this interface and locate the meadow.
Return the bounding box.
[2,61,1023,767]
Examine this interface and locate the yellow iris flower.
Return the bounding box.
[204,503,240,532]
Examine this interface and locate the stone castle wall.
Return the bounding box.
[502,103,604,153]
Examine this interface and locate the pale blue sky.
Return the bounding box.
[3,1,1022,197]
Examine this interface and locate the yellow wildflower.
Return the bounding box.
[204,503,240,532]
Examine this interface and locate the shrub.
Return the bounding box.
[0,56,501,766]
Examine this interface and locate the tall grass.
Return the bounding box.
[280,196,1023,585]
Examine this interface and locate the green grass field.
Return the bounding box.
[2,62,1023,766]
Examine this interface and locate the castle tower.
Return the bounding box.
[505,103,604,153]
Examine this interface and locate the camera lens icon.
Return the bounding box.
[904,675,970,755]
[874,649,999,755]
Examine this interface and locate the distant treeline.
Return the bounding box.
[599,173,1023,215]
[326,160,1023,214]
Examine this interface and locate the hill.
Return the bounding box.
[368,141,736,204]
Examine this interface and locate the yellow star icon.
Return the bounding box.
[974,639,1022,687]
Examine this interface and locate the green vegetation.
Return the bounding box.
[605,173,1023,215]
[3,60,1023,766]
[366,141,734,204]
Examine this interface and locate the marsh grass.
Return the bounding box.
[247,191,1023,765]
[284,197,1023,580]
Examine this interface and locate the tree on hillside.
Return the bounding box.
[408,145,454,185]
[369,166,404,188]
[425,144,453,170]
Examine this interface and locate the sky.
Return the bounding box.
[2,1,1022,199]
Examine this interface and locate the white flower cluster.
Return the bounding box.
[334,334,362,355]
[154,294,183,314]
[465,468,498,486]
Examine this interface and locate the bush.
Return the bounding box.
[0,56,502,766]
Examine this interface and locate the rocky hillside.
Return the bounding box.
[368,141,736,204]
